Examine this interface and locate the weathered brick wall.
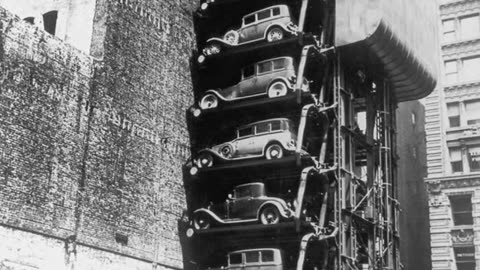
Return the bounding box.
[0,0,196,267]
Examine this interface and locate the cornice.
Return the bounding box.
[444,81,480,101]
[441,0,480,16]
[426,173,480,192]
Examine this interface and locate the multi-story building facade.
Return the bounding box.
[426,1,480,269]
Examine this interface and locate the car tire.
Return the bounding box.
[196,152,214,168]
[194,212,211,230]
[265,143,284,159]
[267,81,288,98]
[224,30,239,45]
[220,144,233,159]
[199,94,219,110]
[266,27,284,42]
[260,205,281,225]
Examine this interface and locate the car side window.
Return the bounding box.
[235,186,251,198]
[257,10,271,21]
[238,127,254,137]
[271,121,282,131]
[273,59,286,70]
[229,253,242,265]
[243,65,255,79]
[261,250,274,262]
[272,7,281,16]
[244,14,255,25]
[245,251,260,264]
[258,61,272,74]
[256,123,270,134]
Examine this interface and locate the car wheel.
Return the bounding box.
[224,30,239,45]
[204,42,222,56]
[199,94,219,109]
[260,205,281,225]
[268,81,288,98]
[194,212,211,230]
[196,152,214,168]
[265,143,284,159]
[266,27,284,42]
[220,145,233,159]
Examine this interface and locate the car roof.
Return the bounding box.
[235,182,264,189]
[229,248,281,254]
[237,118,292,130]
[243,5,288,19]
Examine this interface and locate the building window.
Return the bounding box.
[465,99,480,125]
[445,60,458,84]
[450,195,473,226]
[454,246,475,270]
[462,56,480,82]
[447,103,460,128]
[449,148,463,173]
[460,15,480,40]
[43,11,58,35]
[443,19,456,42]
[467,145,480,172]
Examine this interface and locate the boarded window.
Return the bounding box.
[462,57,480,82]
[455,246,475,270]
[43,11,58,35]
[460,15,480,39]
[445,60,458,84]
[443,19,456,42]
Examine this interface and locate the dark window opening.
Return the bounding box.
[114,233,128,245]
[229,253,242,265]
[43,11,58,35]
[455,246,475,270]
[449,116,461,127]
[452,161,464,173]
[243,65,254,78]
[450,195,473,226]
[23,17,34,24]
[272,7,281,16]
[238,127,253,137]
[261,250,274,262]
[244,14,255,25]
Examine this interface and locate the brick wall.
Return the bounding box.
[0,0,195,268]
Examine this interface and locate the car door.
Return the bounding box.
[239,14,257,43]
[239,65,257,98]
[255,61,273,94]
[231,186,255,219]
[255,9,272,39]
[235,126,256,157]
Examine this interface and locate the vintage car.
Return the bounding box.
[193,183,294,229]
[194,118,297,168]
[198,57,309,111]
[202,5,298,57]
[212,248,285,270]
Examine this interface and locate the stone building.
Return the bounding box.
[0,0,195,269]
[425,0,480,269]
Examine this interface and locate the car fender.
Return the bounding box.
[264,138,294,155]
[203,89,229,101]
[257,201,291,219]
[193,208,227,224]
[205,37,235,48]
[267,76,294,93]
[263,23,295,39]
[196,148,225,161]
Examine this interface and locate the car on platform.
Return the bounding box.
[201,5,298,57]
[193,118,298,168]
[217,248,285,270]
[197,56,309,112]
[193,183,294,230]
